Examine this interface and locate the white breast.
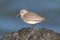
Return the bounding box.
[23,19,42,24]
[21,16,42,24]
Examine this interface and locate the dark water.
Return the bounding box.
[0,0,60,38]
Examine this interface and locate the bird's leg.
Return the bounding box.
[28,24,36,28]
[30,24,36,28]
[31,24,34,27]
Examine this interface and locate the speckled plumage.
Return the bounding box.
[19,9,47,24]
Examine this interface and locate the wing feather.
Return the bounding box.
[23,12,43,21]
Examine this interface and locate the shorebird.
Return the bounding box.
[17,9,47,27]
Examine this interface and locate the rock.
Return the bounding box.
[1,27,60,40]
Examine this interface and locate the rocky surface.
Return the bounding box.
[1,27,60,40]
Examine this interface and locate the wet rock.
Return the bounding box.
[1,27,60,40]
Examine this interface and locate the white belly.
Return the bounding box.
[21,16,42,24]
[23,20,42,24]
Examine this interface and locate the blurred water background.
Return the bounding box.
[0,0,60,38]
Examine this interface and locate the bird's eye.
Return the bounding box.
[22,12,23,13]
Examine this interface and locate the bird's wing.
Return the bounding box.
[23,12,44,21]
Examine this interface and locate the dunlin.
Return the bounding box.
[17,9,47,27]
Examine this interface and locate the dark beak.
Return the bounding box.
[16,14,20,17]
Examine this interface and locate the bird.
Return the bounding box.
[17,9,47,27]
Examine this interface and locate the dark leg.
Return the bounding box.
[30,24,36,28]
[26,24,36,28]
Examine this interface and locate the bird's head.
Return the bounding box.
[20,9,28,16]
[16,9,28,17]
